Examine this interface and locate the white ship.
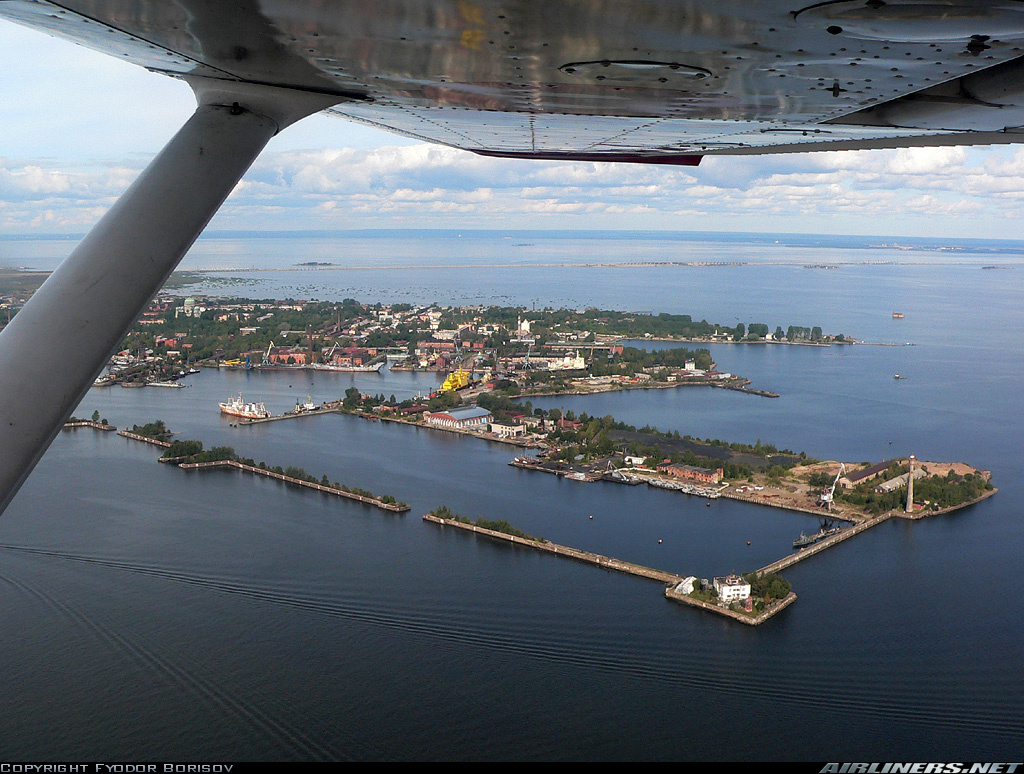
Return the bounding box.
[219,394,270,420]
[310,361,384,372]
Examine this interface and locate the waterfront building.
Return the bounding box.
[657,463,724,485]
[489,422,525,438]
[425,406,493,429]
[875,468,927,493]
[840,460,894,489]
[268,347,309,365]
[714,574,751,603]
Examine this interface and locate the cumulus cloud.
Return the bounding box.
[1,141,1022,235]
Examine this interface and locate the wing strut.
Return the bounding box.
[0,79,346,514]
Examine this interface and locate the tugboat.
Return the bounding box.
[219,394,270,420]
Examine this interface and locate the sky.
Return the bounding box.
[4,18,1024,240]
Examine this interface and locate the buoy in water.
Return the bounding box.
[658,539,663,544]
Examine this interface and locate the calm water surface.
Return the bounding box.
[0,232,1021,760]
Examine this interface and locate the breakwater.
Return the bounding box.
[664,587,797,626]
[425,512,796,626]
[62,421,116,431]
[179,459,411,512]
[117,430,172,448]
[424,512,682,584]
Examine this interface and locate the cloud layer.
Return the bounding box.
[3,141,1024,237]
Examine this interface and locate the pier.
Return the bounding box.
[179,459,411,512]
[755,512,894,575]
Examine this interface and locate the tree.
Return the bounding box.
[91,410,100,422]
[733,323,745,341]
[343,386,361,408]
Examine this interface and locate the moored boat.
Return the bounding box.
[219,394,270,419]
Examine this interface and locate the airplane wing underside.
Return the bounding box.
[6,0,1024,160]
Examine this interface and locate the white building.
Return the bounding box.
[425,406,493,429]
[714,574,751,602]
[545,351,586,370]
[489,421,525,437]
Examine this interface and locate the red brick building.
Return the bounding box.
[657,463,724,484]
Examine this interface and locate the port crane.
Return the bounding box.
[819,463,846,511]
[262,341,275,367]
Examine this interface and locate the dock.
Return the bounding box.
[720,489,858,520]
[755,511,893,575]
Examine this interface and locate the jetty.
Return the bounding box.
[424,512,682,584]
[425,512,798,625]
[117,430,172,448]
[62,420,116,432]
[179,459,410,512]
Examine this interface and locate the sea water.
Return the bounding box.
[0,231,1021,760]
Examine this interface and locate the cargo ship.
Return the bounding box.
[219,394,270,420]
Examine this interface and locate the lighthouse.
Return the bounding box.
[906,455,916,514]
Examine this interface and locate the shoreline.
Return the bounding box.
[516,379,778,400]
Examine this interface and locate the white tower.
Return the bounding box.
[906,455,915,514]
